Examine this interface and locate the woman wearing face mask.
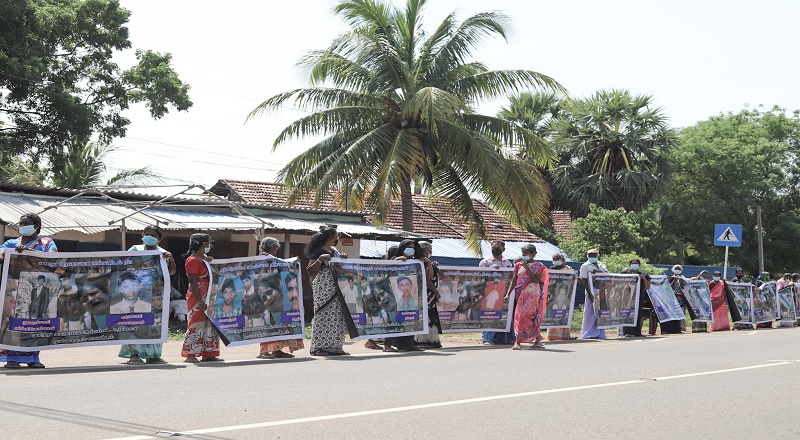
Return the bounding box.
[383,240,425,352]
[413,241,442,348]
[181,233,223,363]
[307,228,351,356]
[546,253,573,341]
[118,225,175,365]
[708,271,730,331]
[620,259,651,337]
[0,213,57,369]
[257,237,305,359]
[504,244,549,350]
[661,264,688,334]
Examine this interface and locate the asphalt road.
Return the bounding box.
[2,328,800,439]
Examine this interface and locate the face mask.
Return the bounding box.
[630,264,640,270]
[587,257,598,263]
[552,259,563,267]
[713,276,721,281]
[521,255,531,261]
[19,225,36,236]
[205,244,212,254]
[403,248,415,257]
[491,248,503,257]
[673,269,682,275]
[142,236,159,247]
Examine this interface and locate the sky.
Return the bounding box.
[108,0,800,192]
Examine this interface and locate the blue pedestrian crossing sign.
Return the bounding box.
[714,224,742,247]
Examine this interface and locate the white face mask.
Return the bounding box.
[521,255,531,261]
[673,269,682,275]
[403,248,415,257]
[205,244,212,254]
[19,225,36,237]
[713,276,721,281]
[552,259,563,266]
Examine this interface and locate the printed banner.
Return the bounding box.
[753,281,778,324]
[589,273,640,328]
[0,249,169,350]
[542,269,577,329]
[685,280,714,323]
[728,282,754,324]
[646,276,685,322]
[206,256,304,346]
[777,286,796,322]
[332,258,428,339]
[435,266,514,333]
[795,282,800,318]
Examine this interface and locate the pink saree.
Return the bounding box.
[709,280,730,331]
[513,261,550,343]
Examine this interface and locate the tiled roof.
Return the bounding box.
[210,179,368,214]
[550,210,574,239]
[382,195,542,242]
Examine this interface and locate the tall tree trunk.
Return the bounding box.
[400,173,414,232]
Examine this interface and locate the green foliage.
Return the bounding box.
[558,204,646,259]
[0,0,192,171]
[600,252,664,275]
[658,105,800,273]
[249,0,565,251]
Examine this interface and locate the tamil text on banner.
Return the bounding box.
[589,273,640,328]
[777,286,796,322]
[435,266,514,333]
[205,256,304,347]
[0,249,169,350]
[542,269,576,329]
[685,280,713,323]
[332,258,428,338]
[728,282,754,324]
[753,281,778,324]
[646,275,685,322]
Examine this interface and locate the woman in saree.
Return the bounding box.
[708,271,730,331]
[546,253,573,341]
[504,244,549,350]
[257,237,304,359]
[181,233,223,363]
[307,228,349,356]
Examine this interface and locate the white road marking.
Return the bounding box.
[101,361,795,439]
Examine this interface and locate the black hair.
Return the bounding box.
[20,212,42,232]
[183,233,211,259]
[143,225,164,238]
[221,278,236,292]
[629,259,641,265]
[305,228,337,258]
[396,239,422,259]
[37,274,46,281]
[385,245,399,260]
[119,272,138,283]
[397,276,413,285]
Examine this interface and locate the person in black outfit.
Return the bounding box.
[620,259,651,337]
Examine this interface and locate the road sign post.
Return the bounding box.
[714,224,743,279]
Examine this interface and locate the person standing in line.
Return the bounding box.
[504,244,548,350]
[0,213,57,369]
[181,233,223,363]
[708,271,731,331]
[620,259,652,337]
[579,249,607,339]
[307,228,350,356]
[730,268,753,330]
[688,270,709,333]
[479,240,514,346]
[118,225,175,365]
[383,240,425,352]
[257,237,304,359]
[547,253,574,341]
[414,241,442,348]
[754,272,773,329]
[662,265,689,334]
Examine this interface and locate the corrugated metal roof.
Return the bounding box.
[360,238,569,261]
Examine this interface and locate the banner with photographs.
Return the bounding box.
[685,280,713,323]
[542,269,577,329]
[728,282,754,324]
[434,266,514,333]
[795,282,800,319]
[777,286,796,322]
[206,256,304,347]
[332,258,428,339]
[753,281,778,324]
[589,273,640,328]
[646,276,685,322]
[0,249,169,350]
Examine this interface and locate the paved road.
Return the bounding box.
[2,328,800,439]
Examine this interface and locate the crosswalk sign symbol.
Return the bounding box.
[714,224,743,247]
[717,227,739,243]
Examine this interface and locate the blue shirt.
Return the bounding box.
[2,236,58,252]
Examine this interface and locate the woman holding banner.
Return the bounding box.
[181,233,223,363]
[504,244,549,350]
[307,228,349,356]
[708,271,730,331]
[257,237,304,359]
[0,213,57,369]
[547,253,573,341]
[384,240,426,352]
[118,225,175,365]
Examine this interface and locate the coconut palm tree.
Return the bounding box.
[51,142,159,189]
[547,89,675,216]
[249,0,565,244]
[497,91,563,138]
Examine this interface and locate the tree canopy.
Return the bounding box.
[249,0,565,247]
[0,0,192,172]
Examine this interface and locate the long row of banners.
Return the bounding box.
[1,250,797,350]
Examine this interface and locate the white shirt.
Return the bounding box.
[579,261,608,280]
[479,257,513,268]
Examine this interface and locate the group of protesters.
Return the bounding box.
[1,212,796,368]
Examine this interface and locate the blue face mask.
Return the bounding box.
[587,257,598,263]
[142,236,159,247]
[713,276,721,281]
[19,225,36,237]
[403,248,415,257]
[521,255,531,261]
[630,264,640,270]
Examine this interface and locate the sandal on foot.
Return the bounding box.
[364,340,382,350]
[482,341,495,346]
[531,343,545,349]
[183,357,200,364]
[145,358,168,365]
[383,346,398,352]
[27,362,46,368]
[126,358,145,365]
[257,353,273,359]
[272,351,294,359]
[4,362,21,369]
